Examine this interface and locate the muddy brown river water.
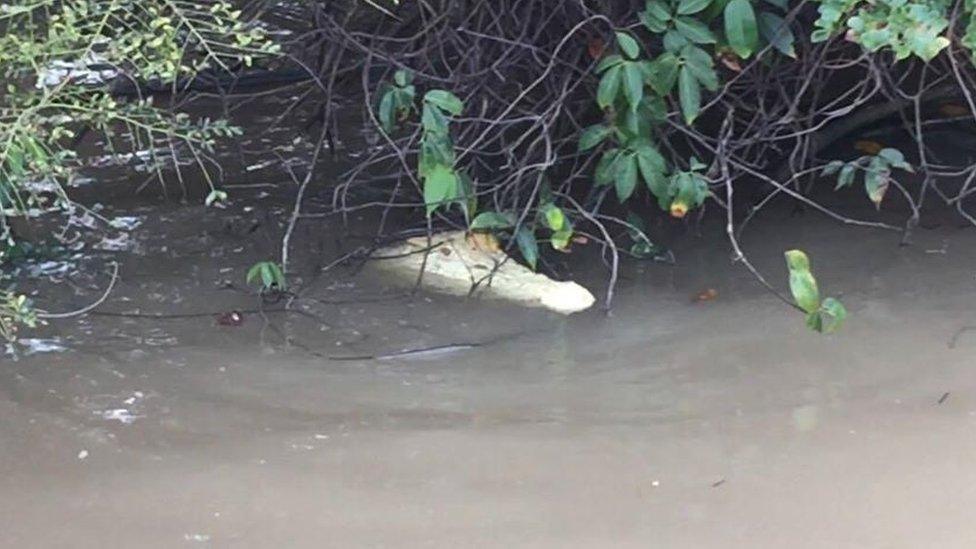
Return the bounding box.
[5,194,976,547]
[5,98,976,546]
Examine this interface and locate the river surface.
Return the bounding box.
[5,96,976,547]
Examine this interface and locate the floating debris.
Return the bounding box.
[8,338,68,356]
[96,408,142,425]
[108,216,143,231]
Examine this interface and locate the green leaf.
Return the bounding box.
[551,229,573,250]
[646,0,673,21]
[421,104,449,135]
[810,29,831,43]
[703,0,733,21]
[515,226,539,270]
[638,146,670,205]
[246,263,261,285]
[669,171,710,216]
[648,53,680,95]
[758,12,795,57]
[819,297,848,333]
[678,0,713,15]
[785,249,820,314]
[394,69,410,87]
[595,149,621,185]
[378,90,396,132]
[806,311,824,333]
[724,0,759,58]
[424,164,458,216]
[457,170,476,221]
[663,29,690,52]
[615,153,639,201]
[878,148,912,171]
[642,95,669,121]
[419,140,447,179]
[678,66,702,124]
[626,213,667,259]
[621,104,651,138]
[635,141,667,174]
[681,45,719,91]
[763,0,788,9]
[579,125,611,151]
[639,11,669,33]
[836,163,856,189]
[597,65,623,109]
[821,160,844,176]
[268,263,285,289]
[470,211,515,230]
[596,54,624,73]
[864,164,889,208]
[543,204,567,232]
[675,17,717,44]
[616,32,641,59]
[622,62,645,110]
[424,90,464,116]
[247,261,285,291]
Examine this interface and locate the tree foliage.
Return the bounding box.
[7,0,976,334]
[0,0,277,338]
